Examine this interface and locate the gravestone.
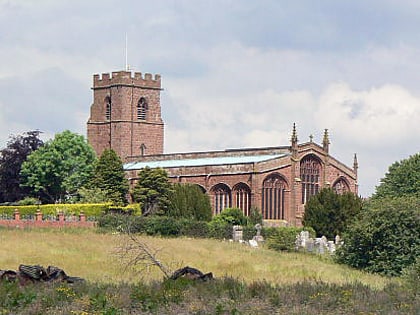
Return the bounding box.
[252,223,264,242]
[232,225,243,241]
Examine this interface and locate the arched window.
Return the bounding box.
[300,155,322,204]
[333,177,350,194]
[137,97,148,120]
[105,96,111,121]
[262,174,287,220]
[211,183,231,215]
[232,183,251,216]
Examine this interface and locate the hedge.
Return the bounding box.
[0,203,139,218]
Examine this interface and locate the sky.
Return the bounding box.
[0,0,419,197]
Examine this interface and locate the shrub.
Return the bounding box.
[266,227,307,252]
[303,188,362,238]
[336,196,420,276]
[167,183,212,221]
[0,203,109,218]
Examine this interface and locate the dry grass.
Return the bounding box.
[0,228,392,289]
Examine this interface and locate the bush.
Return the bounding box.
[266,227,311,252]
[303,188,362,238]
[0,203,109,218]
[336,196,420,276]
[167,183,212,221]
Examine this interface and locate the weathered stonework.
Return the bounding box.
[87,71,164,160]
[88,70,358,226]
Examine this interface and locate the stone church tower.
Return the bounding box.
[87,71,164,161]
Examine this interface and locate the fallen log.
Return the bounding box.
[170,266,213,281]
[0,265,84,285]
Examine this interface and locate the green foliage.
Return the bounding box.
[17,197,40,205]
[20,130,96,203]
[0,130,44,203]
[131,167,173,216]
[266,227,313,252]
[98,213,210,238]
[401,257,420,296]
[0,277,417,314]
[76,187,110,204]
[336,196,420,276]
[0,203,109,218]
[373,153,420,199]
[248,206,263,226]
[303,188,362,238]
[167,183,212,221]
[214,207,248,225]
[91,149,129,206]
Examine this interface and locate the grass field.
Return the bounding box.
[1,227,418,314]
[0,227,392,288]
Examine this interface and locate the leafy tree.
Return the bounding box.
[373,153,420,199]
[131,167,173,216]
[76,187,110,204]
[336,196,420,276]
[20,130,96,203]
[0,130,44,202]
[302,188,362,239]
[90,149,129,205]
[167,183,212,221]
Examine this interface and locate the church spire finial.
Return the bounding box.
[291,123,298,144]
[290,123,298,158]
[353,153,358,172]
[322,128,330,153]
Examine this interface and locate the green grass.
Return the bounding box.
[0,228,391,288]
[0,227,417,314]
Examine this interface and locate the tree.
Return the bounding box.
[373,153,420,199]
[0,130,44,202]
[20,130,96,203]
[90,149,129,205]
[336,196,420,276]
[131,167,173,216]
[167,183,212,221]
[302,188,362,239]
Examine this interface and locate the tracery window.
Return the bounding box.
[262,174,287,220]
[137,97,148,120]
[211,183,231,215]
[333,177,350,194]
[232,183,251,216]
[300,155,321,204]
[105,96,111,121]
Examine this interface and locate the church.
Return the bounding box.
[87,70,358,226]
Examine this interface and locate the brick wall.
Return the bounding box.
[0,210,95,229]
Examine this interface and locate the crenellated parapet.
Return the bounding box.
[93,70,161,89]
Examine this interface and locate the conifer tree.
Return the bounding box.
[92,149,129,205]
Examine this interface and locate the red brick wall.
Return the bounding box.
[87,71,164,160]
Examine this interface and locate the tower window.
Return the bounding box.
[105,97,111,121]
[137,97,148,120]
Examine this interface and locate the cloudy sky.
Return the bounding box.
[1,0,419,197]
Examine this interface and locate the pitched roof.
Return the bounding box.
[124,153,288,170]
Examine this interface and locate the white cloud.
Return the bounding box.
[315,83,420,147]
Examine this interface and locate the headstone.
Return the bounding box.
[300,230,310,247]
[232,225,243,242]
[249,240,259,248]
[252,223,264,242]
[306,238,314,252]
[327,241,336,254]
